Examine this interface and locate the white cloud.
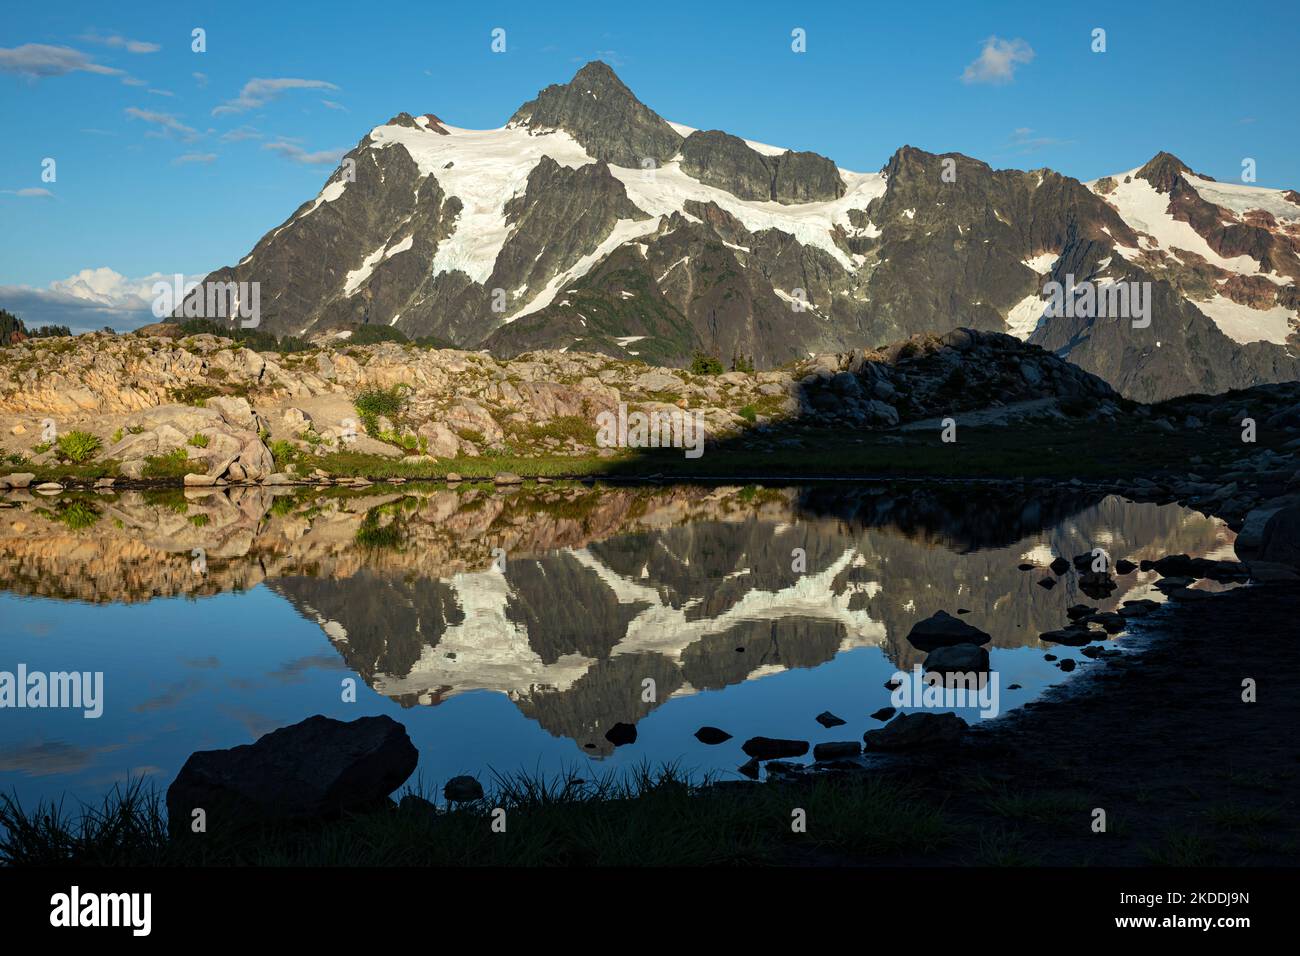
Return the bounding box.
[0,43,124,79]
[0,267,205,333]
[220,126,262,143]
[213,77,339,116]
[961,36,1035,85]
[320,99,348,112]
[263,140,345,166]
[78,32,161,54]
[173,153,217,165]
[124,106,199,141]
[1,188,54,198]
[147,88,174,97]
[193,71,208,87]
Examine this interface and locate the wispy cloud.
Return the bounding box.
[192,71,208,87]
[213,77,339,116]
[320,99,347,112]
[173,152,217,165]
[220,126,262,143]
[1002,126,1073,154]
[78,31,160,54]
[263,140,345,165]
[147,87,174,97]
[961,36,1034,85]
[2,187,55,198]
[124,106,198,141]
[0,43,124,79]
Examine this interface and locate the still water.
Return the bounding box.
[0,481,1234,806]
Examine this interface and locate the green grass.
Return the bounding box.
[0,767,954,867]
[187,433,210,449]
[56,430,101,464]
[141,447,191,479]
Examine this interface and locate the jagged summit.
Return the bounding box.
[508,59,682,167]
[1135,151,1215,192]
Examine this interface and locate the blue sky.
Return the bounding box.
[2,0,1296,330]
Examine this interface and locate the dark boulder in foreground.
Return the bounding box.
[741,737,810,760]
[906,611,991,652]
[166,714,417,834]
[815,710,846,728]
[871,706,896,721]
[694,726,733,745]
[864,712,967,751]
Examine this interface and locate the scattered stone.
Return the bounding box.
[1017,562,1035,571]
[738,758,761,780]
[694,726,732,745]
[445,472,462,483]
[1058,659,1077,672]
[815,710,846,728]
[493,472,523,486]
[741,737,810,760]
[183,473,217,487]
[34,482,63,494]
[863,712,967,751]
[1114,559,1137,574]
[1066,604,1097,621]
[813,741,861,761]
[1037,577,1057,590]
[604,722,637,746]
[870,706,896,721]
[0,473,35,490]
[905,610,991,651]
[443,775,485,802]
[1049,557,1071,576]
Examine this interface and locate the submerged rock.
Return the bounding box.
[604,722,637,746]
[694,726,732,745]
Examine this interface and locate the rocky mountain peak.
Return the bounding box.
[1135,151,1210,193]
[507,60,683,167]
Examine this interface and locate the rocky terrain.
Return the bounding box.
[0,324,1124,485]
[178,60,1300,402]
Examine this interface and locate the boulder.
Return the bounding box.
[864,712,967,751]
[924,644,990,673]
[0,473,35,490]
[165,714,417,834]
[905,610,991,652]
[812,741,862,761]
[741,737,810,760]
[694,726,732,745]
[443,775,485,803]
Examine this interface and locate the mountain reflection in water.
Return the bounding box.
[0,482,1234,801]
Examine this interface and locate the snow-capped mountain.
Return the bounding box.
[188,61,1300,401]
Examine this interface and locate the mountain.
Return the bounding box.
[186,61,1300,401]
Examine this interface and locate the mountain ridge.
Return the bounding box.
[179,61,1300,402]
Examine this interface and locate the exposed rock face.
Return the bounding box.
[680,130,845,204]
[165,714,417,833]
[508,60,682,167]
[171,59,1299,402]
